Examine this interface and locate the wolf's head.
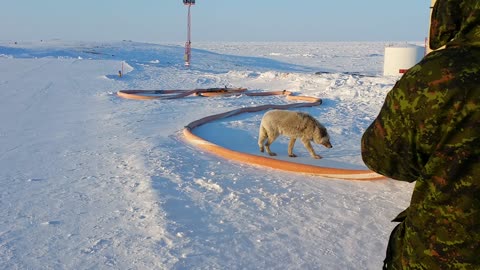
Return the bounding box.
[313,125,333,148]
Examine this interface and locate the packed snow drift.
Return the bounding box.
[0,40,417,269]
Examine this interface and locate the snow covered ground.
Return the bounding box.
[0,40,416,269]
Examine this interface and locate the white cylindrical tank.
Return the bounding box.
[383,44,425,76]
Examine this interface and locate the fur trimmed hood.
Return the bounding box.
[430,0,480,49]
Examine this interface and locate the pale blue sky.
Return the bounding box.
[1,1,430,42]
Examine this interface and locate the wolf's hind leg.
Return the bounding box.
[265,133,278,156]
[258,126,267,152]
[288,138,297,157]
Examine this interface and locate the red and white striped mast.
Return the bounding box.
[183,0,195,67]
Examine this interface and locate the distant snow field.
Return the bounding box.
[0,40,415,269]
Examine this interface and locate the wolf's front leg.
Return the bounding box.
[288,137,297,157]
[302,139,321,159]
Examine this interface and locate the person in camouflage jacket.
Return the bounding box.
[361,0,480,269]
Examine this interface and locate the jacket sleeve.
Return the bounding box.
[361,78,424,182]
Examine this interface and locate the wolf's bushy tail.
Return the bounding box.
[258,125,268,148]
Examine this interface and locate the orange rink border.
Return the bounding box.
[117,88,385,180]
[117,88,322,102]
[117,88,249,100]
[183,103,385,181]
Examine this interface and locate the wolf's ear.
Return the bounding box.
[319,126,328,138]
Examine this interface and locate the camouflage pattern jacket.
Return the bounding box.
[361,0,480,269]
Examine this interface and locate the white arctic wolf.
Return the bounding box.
[258,109,332,159]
